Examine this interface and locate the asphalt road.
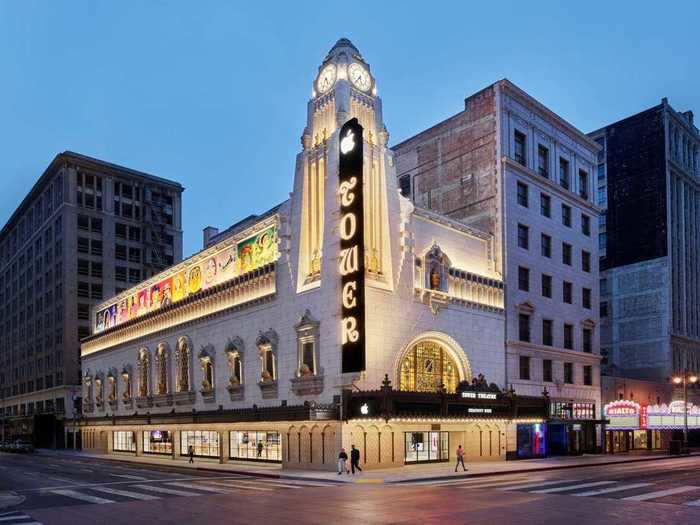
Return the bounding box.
[1,453,700,524]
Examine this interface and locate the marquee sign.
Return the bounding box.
[604,400,700,430]
[603,400,641,430]
[94,224,279,333]
[339,118,366,373]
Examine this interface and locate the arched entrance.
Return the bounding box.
[395,332,471,393]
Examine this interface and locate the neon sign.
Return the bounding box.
[339,118,365,373]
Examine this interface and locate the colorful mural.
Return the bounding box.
[94,225,278,333]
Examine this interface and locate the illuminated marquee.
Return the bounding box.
[339,118,365,373]
[94,225,279,333]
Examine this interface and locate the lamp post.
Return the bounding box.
[672,371,699,449]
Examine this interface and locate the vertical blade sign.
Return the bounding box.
[338,118,365,373]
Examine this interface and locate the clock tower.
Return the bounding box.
[294,38,395,296]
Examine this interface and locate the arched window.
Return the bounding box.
[175,336,192,392]
[399,341,459,393]
[225,337,244,386]
[137,348,150,398]
[121,365,132,401]
[83,372,93,409]
[256,330,278,383]
[198,344,215,393]
[94,374,104,406]
[155,343,169,395]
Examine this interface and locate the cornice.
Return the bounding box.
[503,157,602,214]
[507,340,602,363]
[413,206,492,241]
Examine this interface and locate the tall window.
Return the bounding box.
[578,170,589,200]
[517,224,529,249]
[519,356,531,380]
[563,281,572,304]
[583,328,593,353]
[541,234,552,258]
[582,251,591,272]
[517,182,529,207]
[559,158,570,189]
[543,359,553,382]
[581,214,591,236]
[542,319,553,346]
[564,362,573,384]
[518,266,530,292]
[541,274,552,298]
[518,313,531,342]
[538,145,549,178]
[561,204,572,227]
[514,130,527,166]
[399,342,459,393]
[155,344,168,395]
[137,348,150,397]
[113,431,136,453]
[564,324,574,350]
[582,288,592,309]
[540,193,551,217]
[583,365,592,386]
[562,242,572,266]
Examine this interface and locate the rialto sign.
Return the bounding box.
[338,118,366,373]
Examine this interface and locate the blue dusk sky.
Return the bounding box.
[1,1,698,257]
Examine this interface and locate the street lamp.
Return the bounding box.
[671,371,699,449]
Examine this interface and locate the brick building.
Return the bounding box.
[393,80,603,454]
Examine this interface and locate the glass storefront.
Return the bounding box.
[516,423,546,458]
[113,431,136,452]
[143,430,173,455]
[230,431,281,462]
[180,430,220,458]
[404,431,449,463]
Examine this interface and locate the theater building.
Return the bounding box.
[71,39,556,470]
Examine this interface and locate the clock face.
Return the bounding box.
[317,64,337,94]
[348,63,371,92]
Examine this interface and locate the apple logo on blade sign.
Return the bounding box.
[340,129,355,154]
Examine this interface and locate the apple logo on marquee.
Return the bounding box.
[340,129,355,154]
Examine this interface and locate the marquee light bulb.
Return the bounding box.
[673,377,683,384]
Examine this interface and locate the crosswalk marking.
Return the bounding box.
[166,482,232,494]
[50,489,115,505]
[109,474,148,480]
[0,515,34,522]
[574,483,653,497]
[461,478,548,489]
[530,481,617,494]
[90,486,161,501]
[131,484,200,497]
[498,480,579,491]
[622,486,700,501]
[685,499,700,506]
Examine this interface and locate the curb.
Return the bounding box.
[389,452,700,484]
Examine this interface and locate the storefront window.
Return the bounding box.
[113,431,136,452]
[399,342,459,393]
[517,424,546,458]
[143,430,173,455]
[230,431,281,462]
[180,430,220,458]
[404,431,448,463]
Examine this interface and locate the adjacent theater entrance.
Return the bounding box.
[404,431,449,463]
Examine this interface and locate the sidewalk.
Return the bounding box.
[37,448,699,484]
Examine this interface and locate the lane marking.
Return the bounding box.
[574,483,653,497]
[498,480,579,491]
[50,489,115,505]
[685,499,700,506]
[622,486,700,501]
[204,480,276,492]
[109,474,148,480]
[166,482,233,494]
[131,484,200,497]
[0,515,33,522]
[46,477,77,484]
[409,475,536,487]
[90,486,161,501]
[531,481,617,494]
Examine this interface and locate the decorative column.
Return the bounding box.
[172,430,179,460]
[220,431,229,464]
[135,430,143,457]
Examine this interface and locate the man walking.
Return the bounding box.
[188,445,195,464]
[350,444,362,475]
[455,444,467,472]
[338,448,349,475]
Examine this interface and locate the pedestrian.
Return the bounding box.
[188,445,194,464]
[257,441,264,458]
[337,448,349,475]
[455,444,467,472]
[350,444,362,475]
